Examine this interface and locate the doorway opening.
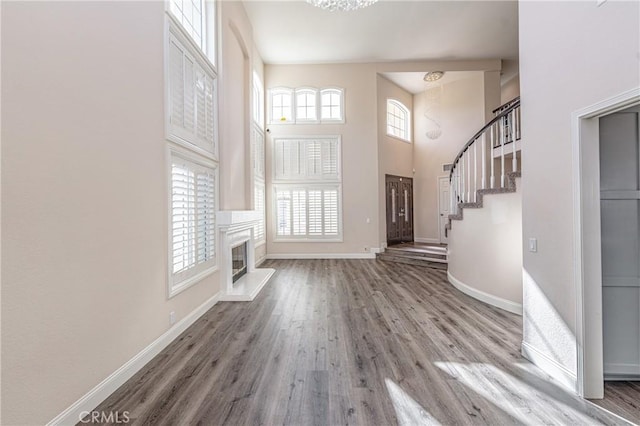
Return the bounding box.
[572,88,639,399]
[385,174,414,246]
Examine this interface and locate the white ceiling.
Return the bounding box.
[242,0,519,65]
[381,71,479,94]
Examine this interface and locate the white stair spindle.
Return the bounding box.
[501,116,506,187]
[461,155,465,202]
[467,149,471,201]
[481,133,486,189]
[490,124,495,188]
[450,180,454,215]
[512,109,518,172]
[473,141,477,202]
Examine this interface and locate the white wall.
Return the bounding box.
[519,0,640,387]
[413,73,486,242]
[448,181,523,313]
[264,63,381,256]
[1,1,264,423]
[219,1,254,211]
[501,74,520,105]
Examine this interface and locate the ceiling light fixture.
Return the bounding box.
[306,0,378,12]
[423,71,445,82]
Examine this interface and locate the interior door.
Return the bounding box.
[438,176,450,244]
[600,109,640,380]
[386,175,414,245]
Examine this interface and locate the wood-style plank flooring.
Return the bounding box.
[90,259,638,425]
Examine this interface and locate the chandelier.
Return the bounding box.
[306,0,379,12]
[424,72,445,140]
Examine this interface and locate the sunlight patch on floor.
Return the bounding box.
[384,378,441,426]
[434,361,617,425]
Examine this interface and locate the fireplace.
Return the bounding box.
[231,242,248,283]
[217,210,275,301]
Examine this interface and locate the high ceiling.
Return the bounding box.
[242,0,519,65]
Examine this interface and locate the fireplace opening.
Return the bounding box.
[231,242,248,284]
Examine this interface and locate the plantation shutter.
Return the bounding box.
[168,32,216,155]
[171,154,216,286]
[254,183,266,242]
[272,136,341,239]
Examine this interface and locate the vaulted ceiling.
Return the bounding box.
[242,0,519,65]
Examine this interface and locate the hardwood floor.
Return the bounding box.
[90,259,637,425]
[592,382,640,425]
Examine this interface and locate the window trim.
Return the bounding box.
[386,98,411,143]
[272,184,344,243]
[271,135,343,242]
[268,87,295,124]
[294,87,319,124]
[268,86,345,125]
[320,87,345,124]
[166,0,217,66]
[165,16,219,161]
[167,144,219,298]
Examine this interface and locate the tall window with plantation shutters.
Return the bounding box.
[165,2,218,297]
[170,153,217,294]
[273,136,342,241]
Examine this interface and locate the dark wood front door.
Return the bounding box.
[386,174,414,246]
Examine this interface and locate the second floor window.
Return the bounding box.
[387,99,411,142]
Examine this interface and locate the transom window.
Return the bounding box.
[387,99,411,142]
[269,87,344,124]
[270,88,294,123]
[321,89,343,121]
[296,89,317,121]
[169,0,205,51]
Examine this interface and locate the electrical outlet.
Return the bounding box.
[169,311,176,325]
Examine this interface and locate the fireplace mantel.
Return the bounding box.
[216,210,274,301]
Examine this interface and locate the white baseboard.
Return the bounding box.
[447,271,523,315]
[415,237,441,244]
[371,247,383,254]
[47,293,221,426]
[521,341,578,392]
[266,252,377,260]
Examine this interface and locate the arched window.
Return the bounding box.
[387,99,411,142]
[320,88,344,122]
[269,87,294,123]
[295,88,318,122]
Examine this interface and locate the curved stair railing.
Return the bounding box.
[448,97,521,218]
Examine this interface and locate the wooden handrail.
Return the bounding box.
[449,98,521,183]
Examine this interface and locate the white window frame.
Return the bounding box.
[272,135,342,242]
[386,98,411,143]
[165,16,218,161]
[295,88,319,123]
[166,0,216,64]
[268,87,294,124]
[252,122,266,246]
[320,88,345,123]
[167,146,219,297]
[268,86,345,125]
[254,181,266,245]
[252,71,265,129]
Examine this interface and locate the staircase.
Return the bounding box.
[376,242,448,270]
[446,97,521,232]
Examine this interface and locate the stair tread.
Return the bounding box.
[377,255,448,269]
[378,253,448,263]
[386,246,447,256]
